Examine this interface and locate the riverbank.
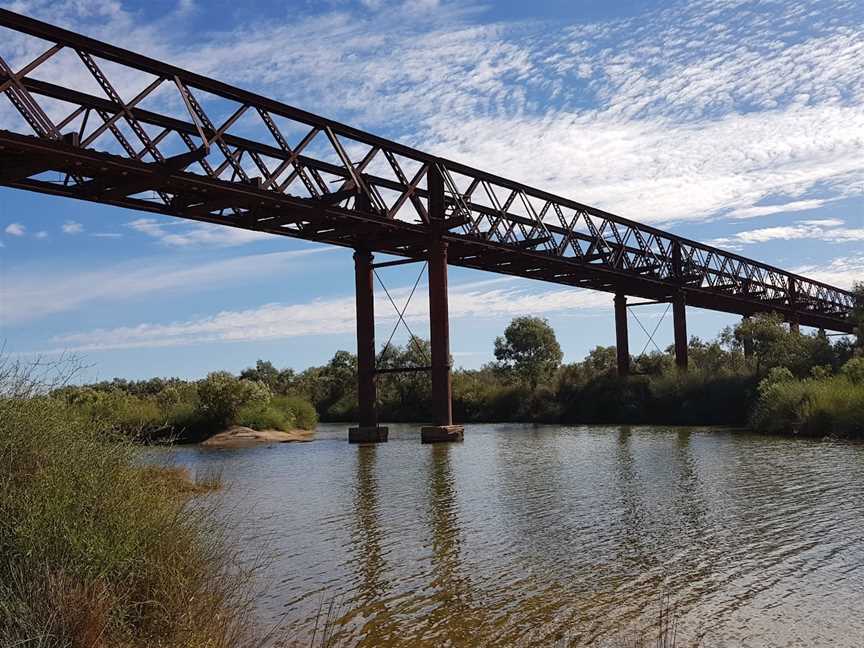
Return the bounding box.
[52,370,318,444]
[0,362,260,647]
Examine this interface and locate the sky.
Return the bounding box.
[0,0,862,382]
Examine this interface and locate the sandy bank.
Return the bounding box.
[201,425,314,448]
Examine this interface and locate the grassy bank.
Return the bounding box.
[751,361,864,437]
[0,361,256,647]
[54,370,317,443]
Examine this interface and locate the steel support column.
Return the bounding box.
[348,249,388,443]
[673,292,688,371]
[742,315,754,359]
[788,278,800,334]
[614,293,630,377]
[421,163,463,443]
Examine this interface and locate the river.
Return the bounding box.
[163,423,864,647]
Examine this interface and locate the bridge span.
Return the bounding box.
[0,9,857,442]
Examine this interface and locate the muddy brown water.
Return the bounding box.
[160,423,864,647]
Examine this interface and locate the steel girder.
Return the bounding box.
[0,9,857,333]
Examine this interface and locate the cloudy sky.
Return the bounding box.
[0,0,862,381]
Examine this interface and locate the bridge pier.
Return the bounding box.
[614,293,630,377]
[788,278,801,334]
[349,249,388,444]
[421,164,464,444]
[673,292,688,371]
[742,315,754,359]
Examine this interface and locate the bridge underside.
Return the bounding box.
[0,131,854,333]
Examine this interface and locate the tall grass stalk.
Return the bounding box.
[0,357,260,647]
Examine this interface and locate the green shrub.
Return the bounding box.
[235,401,292,431]
[197,371,271,426]
[842,357,864,384]
[273,394,318,430]
[752,375,864,438]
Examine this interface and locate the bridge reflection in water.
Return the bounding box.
[155,424,864,646]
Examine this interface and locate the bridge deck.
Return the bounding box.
[0,8,856,333]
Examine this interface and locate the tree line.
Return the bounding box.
[237,284,863,436]
[57,284,864,439]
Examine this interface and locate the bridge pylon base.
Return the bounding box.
[421,425,464,444]
[348,426,389,444]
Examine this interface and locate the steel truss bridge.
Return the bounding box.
[0,10,857,442]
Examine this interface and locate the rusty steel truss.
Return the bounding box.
[0,9,857,334]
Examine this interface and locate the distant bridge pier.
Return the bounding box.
[614,293,630,377]
[788,278,801,334]
[742,315,754,358]
[349,249,388,444]
[421,164,464,444]
[673,293,688,371]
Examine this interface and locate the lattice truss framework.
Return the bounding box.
[0,9,856,332]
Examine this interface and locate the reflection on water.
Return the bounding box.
[164,424,864,647]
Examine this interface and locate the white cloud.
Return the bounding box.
[43,277,610,352]
[708,218,864,248]
[62,220,84,234]
[92,232,123,238]
[793,255,864,290]
[128,217,274,247]
[0,247,335,325]
[4,223,25,236]
[728,199,830,220]
[34,230,48,239]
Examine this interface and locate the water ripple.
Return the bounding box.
[163,424,864,647]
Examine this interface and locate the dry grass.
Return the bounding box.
[0,357,261,648]
[140,464,224,495]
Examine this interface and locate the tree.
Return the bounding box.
[582,346,618,377]
[494,317,563,388]
[853,282,864,356]
[197,371,271,425]
[240,359,295,394]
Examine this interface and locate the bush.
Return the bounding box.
[274,394,318,430]
[751,374,864,438]
[235,401,292,431]
[0,360,256,647]
[842,357,864,384]
[58,387,166,438]
[197,371,271,426]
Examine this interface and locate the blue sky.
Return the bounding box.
[0,0,862,381]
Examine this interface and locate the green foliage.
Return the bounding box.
[752,374,864,437]
[53,370,317,441]
[196,371,271,426]
[841,357,864,384]
[852,282,864,353]
[239,359,296,394]
[235,401,292,431]
[46,308,859,439]
[233,394,319,431]
[274,394,318,430]
[760,366,795,391]
[494,316,563,388]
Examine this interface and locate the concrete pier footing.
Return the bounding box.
[349,426,389,444]
[421,425,464,444]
